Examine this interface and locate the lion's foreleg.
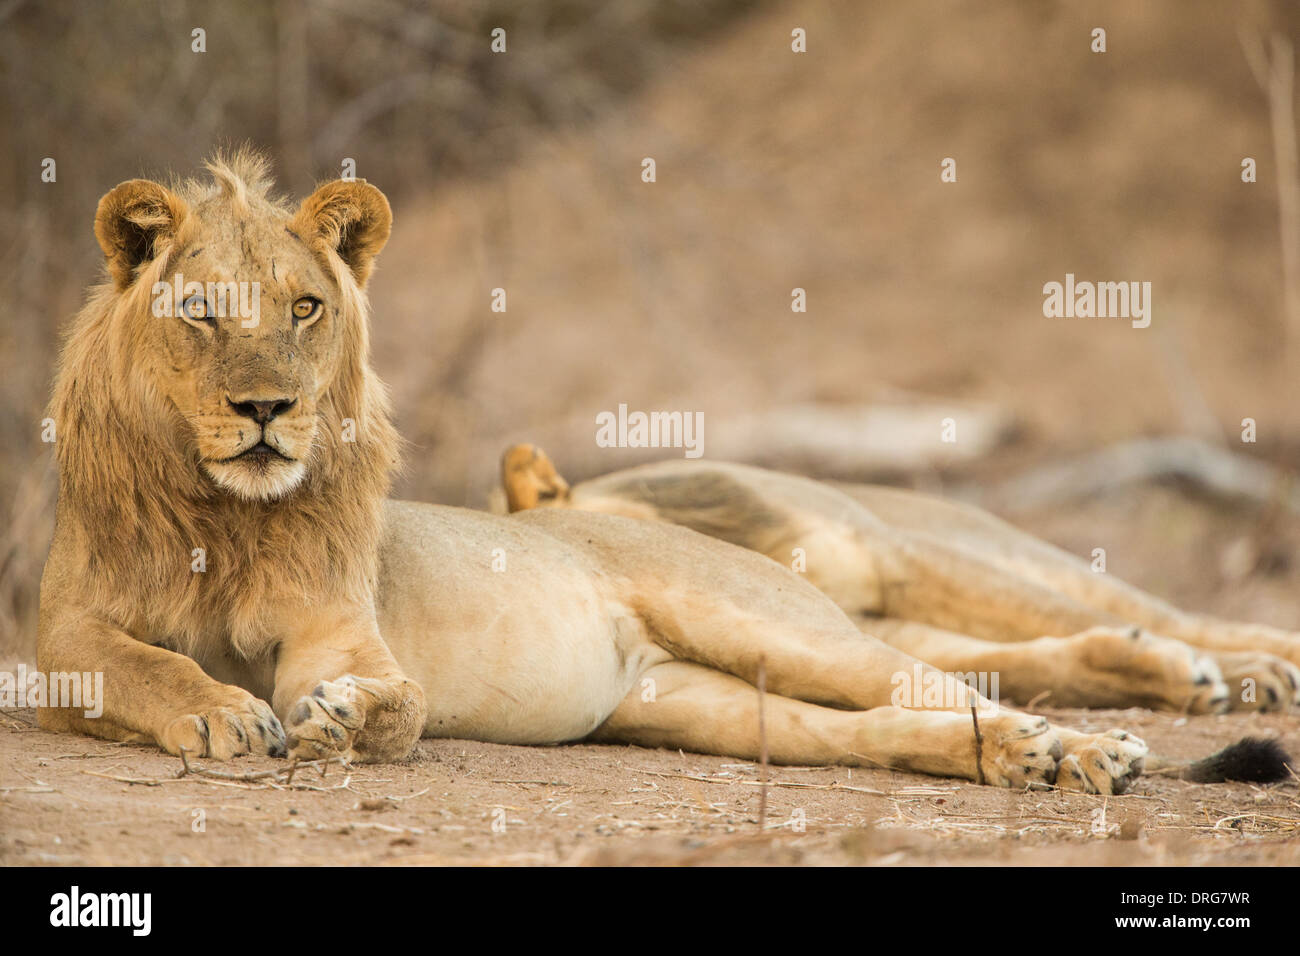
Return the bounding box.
[272,607,426,763]
[36,613,286,758]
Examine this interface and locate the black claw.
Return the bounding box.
[257,720,287,752]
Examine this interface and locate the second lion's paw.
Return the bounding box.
[1054,729,1147,795]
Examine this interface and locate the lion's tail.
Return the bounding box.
[1144,736,1292,783]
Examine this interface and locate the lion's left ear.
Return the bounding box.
[291,180,392,287]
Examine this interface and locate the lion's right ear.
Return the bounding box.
[290,180,393,288]
[94,179,189,289]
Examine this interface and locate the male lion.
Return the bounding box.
[37,154,1282,794]
[500,445,1300,714]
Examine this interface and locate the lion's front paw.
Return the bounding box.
[283,673,425,763]
[978,713,1063,789]
[1209,652,1300,713]
[1070,627,1228,714]
[160,692,286,760]
[1054,729,1147,795]
[284,676,367,762]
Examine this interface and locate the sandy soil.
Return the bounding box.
[3,696,1297,867]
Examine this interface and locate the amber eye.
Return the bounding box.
[182,294,212,323]
[292,296,322,326]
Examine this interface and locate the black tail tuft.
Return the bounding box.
[1179,736,1292,783]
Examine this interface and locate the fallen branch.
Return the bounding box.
[82,770,164,787]
[177,749,348,786]
[969,437,1300,516]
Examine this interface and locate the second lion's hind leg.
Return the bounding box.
[862,617,1231,714]
[590,661,1064,787]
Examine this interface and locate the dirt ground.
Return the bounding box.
[2,702,1297,867]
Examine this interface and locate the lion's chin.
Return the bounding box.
[204,458,307,502]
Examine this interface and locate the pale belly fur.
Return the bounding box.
[376,500,671,744]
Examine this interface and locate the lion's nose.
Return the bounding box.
[227,396,297,425]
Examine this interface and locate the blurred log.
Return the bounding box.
[707,401,1017,478]
[487,400,1018,496]
[969,437,1300,516]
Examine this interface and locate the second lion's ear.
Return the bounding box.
[94,179,189,289]
[291,180,392,288]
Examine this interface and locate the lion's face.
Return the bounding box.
[94,166,392,502]
[158,216,342,500]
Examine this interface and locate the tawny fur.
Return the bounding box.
[47,152,397,659]
[499,445,1300,716]
[39,151,422,763]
